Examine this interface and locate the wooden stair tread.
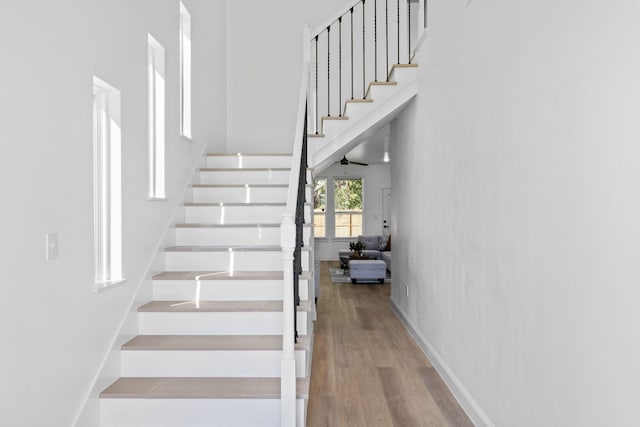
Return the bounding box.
[165,245,312,252]
[153,271,284,280]
[199,167,291,172]
[193,184,288,188]
[175,223,311,228]
[184,202,311,207]
[152,270,312,281]
[138,299,313,313]
[321,116,349,120]
[122,334,310,351]
[345,98,374,103]
[101,377,310,399]
[206,153,292,157]
[184,202,286,206]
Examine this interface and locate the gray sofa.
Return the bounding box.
[339,234,392,272]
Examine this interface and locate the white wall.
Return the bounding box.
[0,1,226,425]
[314,163,390,260]
[389,1,640,426]
[225,0,346,153]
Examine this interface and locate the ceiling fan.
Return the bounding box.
[336,155,368,166]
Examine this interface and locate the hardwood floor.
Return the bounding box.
[306,261,474,427]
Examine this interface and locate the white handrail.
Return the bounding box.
[281,24,311,427]
[310,0,363,38]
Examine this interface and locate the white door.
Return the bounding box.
[381,188,391,237]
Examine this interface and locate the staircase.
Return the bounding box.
[99,154,314,427]
[96,0,426,424]
[309,62,418,171]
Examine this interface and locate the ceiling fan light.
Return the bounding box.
[383,151,390,163]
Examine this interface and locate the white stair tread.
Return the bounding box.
[101,377,309,399]
[164,245,311,252]
[138,300,312,313]
[122,334,310,351]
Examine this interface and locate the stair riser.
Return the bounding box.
[206,155,292,169]
[342,102,372,121]
[120,350,308,378]
[101,398,306,427]
[185,205,284,224]
[175,227,311,246]
[138,311,311,336]
[152,279,310,302]
[366,84,397,103]
[184,205,311,224]
[390,67,418,84]
[165,251,311,272]
[199,170,290,185]
[192,187,288,203]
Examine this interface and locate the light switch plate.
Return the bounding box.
[46,233,59,261]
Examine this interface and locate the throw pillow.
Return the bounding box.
[378,235,389,251]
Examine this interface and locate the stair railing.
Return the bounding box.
[280,25,311,427]
[308,0,427,135]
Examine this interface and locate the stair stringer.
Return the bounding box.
[73,147,207,427]
[310,77,417,172]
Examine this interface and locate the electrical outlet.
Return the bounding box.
[46,233,59,261]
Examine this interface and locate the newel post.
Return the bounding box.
[280,212,297,427]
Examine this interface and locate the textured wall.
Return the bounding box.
[389,0,640,425]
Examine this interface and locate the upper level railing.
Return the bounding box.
[280,3,428,424]
[308,0,428,135]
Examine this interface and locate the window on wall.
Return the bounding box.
[148,34,166,199]
[313,178,327,238]
[93,77,123,288]
[334,178,363,237]
[179,1,192,138]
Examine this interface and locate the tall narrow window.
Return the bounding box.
[148,34,166,199]
[179,2,192,138]
[313,178,327,238]
[334,178,363,237]
[93,77,123,288]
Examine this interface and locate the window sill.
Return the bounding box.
[148,197,167,202]
[93,278,127,293]
[180,133,193,142]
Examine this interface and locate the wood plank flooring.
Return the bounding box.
[307,261,474,427]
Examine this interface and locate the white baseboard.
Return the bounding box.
[389,297,494,427]
[72,144,208,427]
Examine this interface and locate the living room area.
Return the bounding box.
[312,124,392,284]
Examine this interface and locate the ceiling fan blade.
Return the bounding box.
[351,161,369,166]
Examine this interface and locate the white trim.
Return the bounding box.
[179,1,192,139]
[390,297,495,427]
[72,144,208,426]
[147,34,166,200]
[92,76,123,289]
[92,278,127,294]
[311,0,362,37]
